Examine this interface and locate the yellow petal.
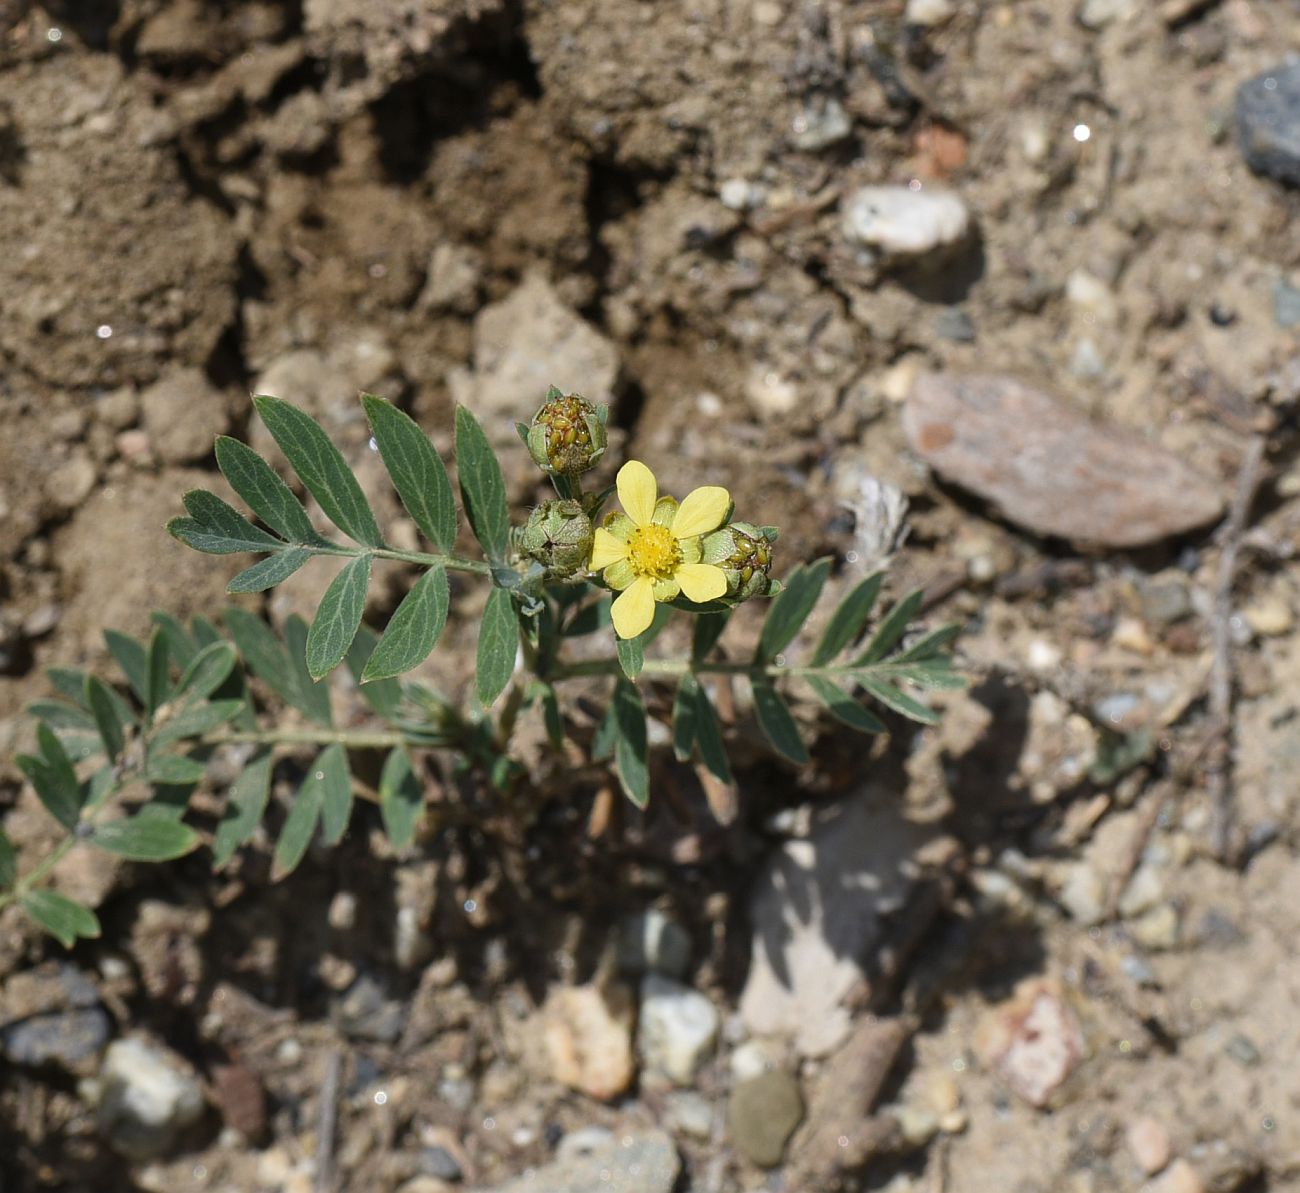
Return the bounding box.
[617,460,658,527]
[675,562,727,603]
[611,576,656,639]
[671,485,730,540]
[589,527,629,570]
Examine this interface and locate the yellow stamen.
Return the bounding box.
[626,524,681,579]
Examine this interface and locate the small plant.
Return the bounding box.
[0,388,962,946]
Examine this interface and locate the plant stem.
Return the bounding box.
[0,834,80,915]
[204,728,409,749]
[310,542,492,576]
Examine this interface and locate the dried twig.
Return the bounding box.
[1104,781,1169,921]
[1207,434,1268,862]
[315,1048,344,1193]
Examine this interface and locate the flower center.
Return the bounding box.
[626,524,681,579]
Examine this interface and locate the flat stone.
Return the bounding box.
[95,1037,206,1159]
[1236,62,1300,188]
[474,1128,678,1193]
[841,185,970,260]
[140,366,229,464]
[903,374,1224,547]
[537,983,635,1101]
[727,1070,804,1168]
[738,790,930,1056]
[638,975,719,1085]
[449,273,619,450]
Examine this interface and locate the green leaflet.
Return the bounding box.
[751,679,809,765]
[306,554,371,680]
[104,629,149,705]
[379,747,423,850]
[213,750,273,868]
[316,743,353,846]
[21,890,101,948]
[671,674,700,762]
[171,489,284,554]
[691,610,731,662]
[804,674,886,734]
[174,641,238,703]
[857,675,939,725]
[454,406,510,562]
[362,565,450,682]
[215,434,321,544]
[145,627,171,717]
[0,827,15,889]
[755,558,831,664]
[811,572,884,665]
[611,677,649,808]
[855,589,924,665]
[145,753,207,785]
[86,676,127,764]
[476,586,517,707]
[346,628,402,719]
[150,612,198,671]
[253,395,384,548]
[90,816,200,861]
[362,395,457,553]
[223,609,297,708]
[616,632,645,680]
[692,681,733,786]
[283,615,334,727]
[273,763,326,879]
[150,699,244,748]
[16,723,83,829]
[227,548,312,594]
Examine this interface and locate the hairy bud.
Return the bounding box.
[710,521,775,601]
[525,389,608,477]
[516,499,595,579]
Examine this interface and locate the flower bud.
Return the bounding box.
[712,521,774,601]
[525,390,608,476]
[516,499,594,579]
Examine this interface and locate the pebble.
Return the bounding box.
[1235,62,1300,187]
[1127,1116,1172,1175]
[45,452,98,512]
[841,185,971,260]
[1243,596,1293,637]
[665,1090,715,1139]
[0,964,109,1072]
[891,1103,940,1149]
[729,1038,784,1082]
[638,975,720,1085]
[335,974,405,1043]
[1141,576,1194,626]
[1077,0,1135,28]
[1128,904,1180,951]
[1274,278,1300,328]
[934,306,975,342]
[1143,1159,1204,1193]
[791,99,852,151]
[420,1145,464,1182]
[539,983,635,1101]
[476,1129,679,1193]
[94,1038,206,1159]
[139,366,228,464]
[618,909,692,980]
[903,374,1224,547]
[727,1070,805,1168]
[905,0,957,26]
[975,979,1085,1109]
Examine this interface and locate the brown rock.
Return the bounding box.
[140,367,228,464]
[975,977,1086,1108]
[903,374,1224,548]
[537,983,635,1101]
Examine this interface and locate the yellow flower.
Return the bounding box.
[589,461,731,639]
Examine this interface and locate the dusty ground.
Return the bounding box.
[2,0,1300,1190]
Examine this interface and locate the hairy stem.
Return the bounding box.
[310,542,493,576]
[204,728,409,749]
